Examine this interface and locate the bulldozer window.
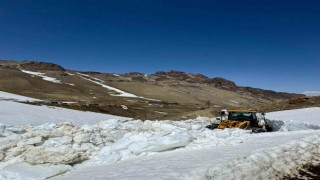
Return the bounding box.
[228,112,256,121]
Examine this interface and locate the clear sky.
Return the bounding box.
[0,0,319,94]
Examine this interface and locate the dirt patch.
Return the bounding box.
[284,164,320,180]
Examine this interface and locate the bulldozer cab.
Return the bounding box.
[214,110,262,130]
[227,110,259,125]
[207,109,270,132]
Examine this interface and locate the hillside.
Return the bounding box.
[0,60,304,119]
[258,96,320,112]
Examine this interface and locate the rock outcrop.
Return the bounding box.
[19,61,65,71]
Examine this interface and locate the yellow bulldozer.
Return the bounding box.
[206,109,272,133]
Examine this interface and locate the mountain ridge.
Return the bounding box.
[0,60,304,119]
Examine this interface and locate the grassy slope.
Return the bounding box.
[1,64,311,120]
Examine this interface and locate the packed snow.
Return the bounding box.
[21,70,62,84]
[0,91,41,102]
[1,94,320,180]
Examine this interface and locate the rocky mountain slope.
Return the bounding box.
[0,60,304,119]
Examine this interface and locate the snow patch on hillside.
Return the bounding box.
[229,100,239,104]
[66,83,75,86]
[77,73,159,101]
[20,70,75,86]
[76,73,105,83]
[77,73,138,97]
[21,70,62,84]
[112,74,121,77]
[121,105,128,110]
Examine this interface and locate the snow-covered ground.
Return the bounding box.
[0,91,130,126]
[0,91,41,102]
[1,93,320,180]
[0,101,130,126]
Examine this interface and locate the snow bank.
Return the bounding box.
[267,107,320,131]
[78,119,251,167]
[0,117,252,178]
[21,70,62,84]
[0,91,41,102]
[202,135,320,180]
[267,119,320,132]
[84,131,191,166]
[54,130,320,180]
[267,107,320,126]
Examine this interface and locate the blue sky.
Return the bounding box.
[0,0,319,94]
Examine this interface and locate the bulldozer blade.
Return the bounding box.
[217,120,251,130]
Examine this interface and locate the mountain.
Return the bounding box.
[0,60,304,119]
